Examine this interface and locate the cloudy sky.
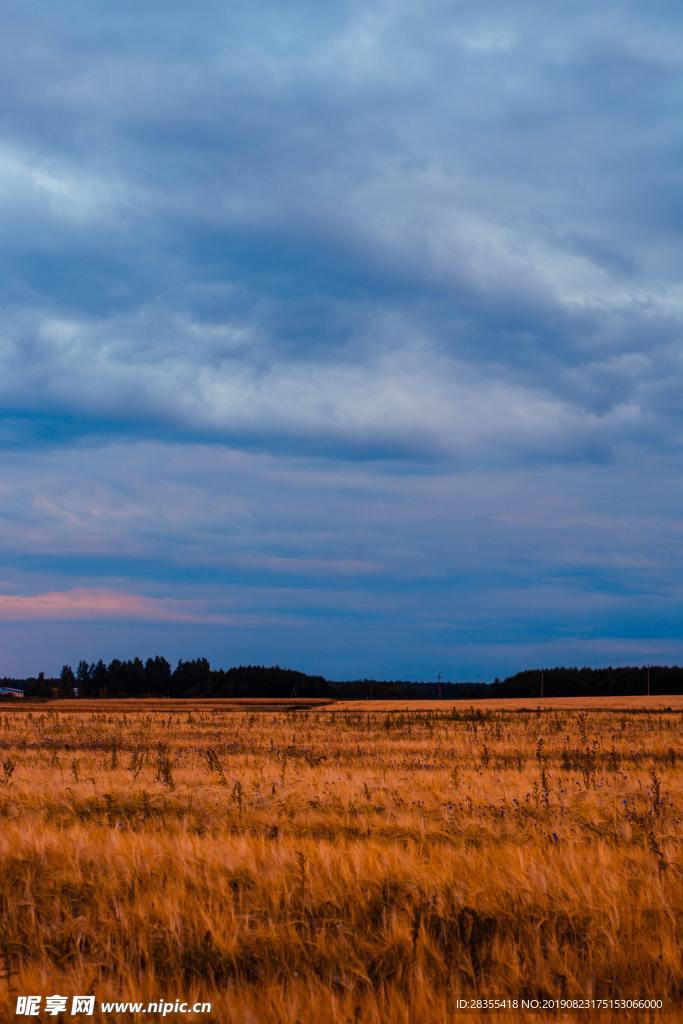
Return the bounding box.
[1,0,682,680]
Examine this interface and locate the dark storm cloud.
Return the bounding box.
[1,1,681,454]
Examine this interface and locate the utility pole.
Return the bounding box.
[540,668,544,699]
[437,673,442,700]
[647,664,651,697]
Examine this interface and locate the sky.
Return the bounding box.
[1,1,683,680]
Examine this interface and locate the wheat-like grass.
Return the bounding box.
[0,703,680,1022]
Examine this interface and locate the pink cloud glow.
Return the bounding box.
[0,589,199,622]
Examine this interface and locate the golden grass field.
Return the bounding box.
[325,696,683,713]
[0,698,681,1022]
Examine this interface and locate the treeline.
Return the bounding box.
[3,660,682,700]
[333,667,679,698]
[10,659,332,699]
[491,665,678,698]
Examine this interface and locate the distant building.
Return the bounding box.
[0,686,24,698]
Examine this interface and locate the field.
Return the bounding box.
[325,696,683,712]
[0,699,681,1022]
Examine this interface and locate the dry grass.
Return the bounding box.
[325,695,683,712]
[0,697,333,713]
[0,701,681,1022]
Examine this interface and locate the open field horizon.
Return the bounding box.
[325,695,683,712]
[1,703,680,1021]
[0,697,335,713]
[2,694,682,713]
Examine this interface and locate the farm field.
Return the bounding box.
[0,697,334,714]
[0,702,681,1022]
[325,695,683,712]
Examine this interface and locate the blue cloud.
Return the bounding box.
[1,1,682,675]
